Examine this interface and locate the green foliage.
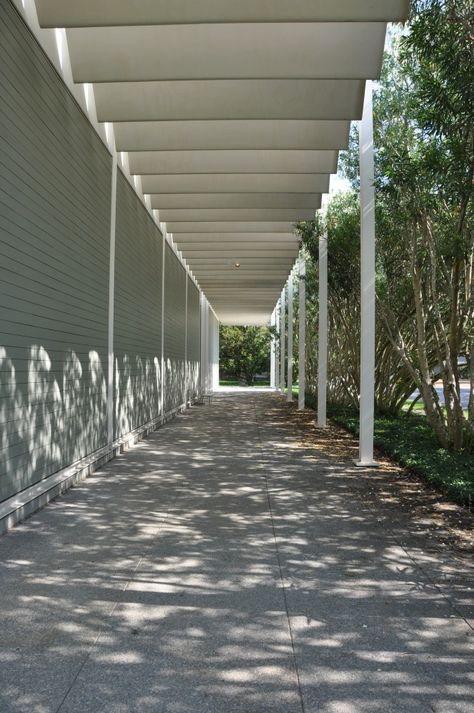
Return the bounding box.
[219,325,272,385]
[327,405,474,507]
[298,0,474,449]
[296,191,414,414]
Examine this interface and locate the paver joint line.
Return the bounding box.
[253,397,307,713]
[53,486,183,713]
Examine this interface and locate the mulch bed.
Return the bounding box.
[285,399,474,558]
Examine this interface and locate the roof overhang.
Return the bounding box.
[35,0,409,325]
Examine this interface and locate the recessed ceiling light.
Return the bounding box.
[234,262,241,268]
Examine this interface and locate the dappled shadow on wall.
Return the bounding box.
[187,359,200,401]
[164,357,185,414]
[0,346,107,503]
[115,354,161,440]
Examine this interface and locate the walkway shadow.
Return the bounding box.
[0,392,472,712]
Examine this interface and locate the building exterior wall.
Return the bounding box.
[187,279,201,401]
[0,0,111,502]
[114,171,163,438]
[163,243,187,414]
[0,0,203,512]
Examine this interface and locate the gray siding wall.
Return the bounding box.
[163,245,187,413]
[114,171,163,438]
[0,0,204,508]
[0,0,111,502]
[187,280,201,400]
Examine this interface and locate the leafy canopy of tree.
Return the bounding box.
[219,325,272,385]
[298,0,473,451]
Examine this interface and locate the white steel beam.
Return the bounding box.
[184,276,188,404]
[113,120,351,153]
[66,24,387,83]
[287,274,294,402]
[107,154,118,445]
[129,149,338,175]
[270,308,276,389]
[36,1,411,27]
[275,303,280,390]
[143,173,330,194]
[317,232,328,427]
[160,233,166,415]
[298,255,306,410]
[93,79,366,123]
[280,289,286,393]
[357,81,377,467]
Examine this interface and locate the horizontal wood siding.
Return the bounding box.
[163,245,187,413]
[114,171,163,438]
[0,0,111,502]
[187,280,201,400]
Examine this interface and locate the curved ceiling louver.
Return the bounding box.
[35,0,409,324]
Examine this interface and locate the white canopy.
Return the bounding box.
[36,0,409,325]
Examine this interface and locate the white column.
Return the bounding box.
[280,288,286,393]
[357,80,377,466]
[107,153,118,446]
[200,296,208,394]
[270,308,276,389]
[298,256,306,411]
[211,315,219,390]
[184,277,188,405]
[275,301,280,391]
[317,232,328,427]
[287,274,294,402]
[160,235,166,416]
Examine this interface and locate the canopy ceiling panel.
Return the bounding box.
[128,150,338,176]
[182,250,297,259]
[159,210,316,223]
[149,194,322,210]
[114,121,351,152]
[35,1,410,26]
[165,222,299,234]
[175,233,299,243]
[142,174,331,194]
[36,0,409,324]
[66,24,386,82]
[94,79,366,122]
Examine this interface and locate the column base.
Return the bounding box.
[353,459,379,468]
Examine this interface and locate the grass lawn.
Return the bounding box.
[219,379,270,387]
[402,399,469,419]
[301,393,473,508]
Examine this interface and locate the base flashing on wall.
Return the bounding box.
[0,399,197,537]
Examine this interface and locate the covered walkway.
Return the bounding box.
[1,391,472,713]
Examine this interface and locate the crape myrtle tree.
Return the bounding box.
[298,0,474,450]
[219,325,272,386]
[297,194,415,414]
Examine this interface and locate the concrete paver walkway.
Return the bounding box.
[0,391,473,713]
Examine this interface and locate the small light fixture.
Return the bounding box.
[234,262,241,268]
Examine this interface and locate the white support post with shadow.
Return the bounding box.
[280,288,286,393]
[287,273,294,402]
[107,153,118,446]
[184,277,188,405]
[356,80,378,467]
[160,232,166,417]
[298,255,306,411]
[270,308,276,389]
[275,301,280,391]
[317,232,328,427]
